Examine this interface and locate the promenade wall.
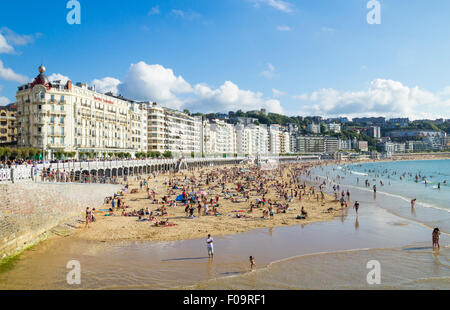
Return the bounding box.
[0,181,120,260]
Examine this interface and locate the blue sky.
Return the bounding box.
[1,0,450,119]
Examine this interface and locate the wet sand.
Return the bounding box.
[0,186,448,290]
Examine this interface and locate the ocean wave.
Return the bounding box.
[336,182,450,218]
[350,171,369,176]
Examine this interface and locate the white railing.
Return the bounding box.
[0,155,320,183]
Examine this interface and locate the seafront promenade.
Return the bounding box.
[0,155,322,183]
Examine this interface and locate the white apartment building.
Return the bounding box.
[326,123,341,133]
[147,102,201,157]
[368,126,381,139]
[234,123,269,156]
[268,124,281,155]
[16,65,147,158]
[235,123,253,155]
[249,124,269,155]
[307,123,321,134]
[203,119,236,156]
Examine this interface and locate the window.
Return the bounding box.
[60,117,64,124]
[51,95,54,102]
[60,96,64,103]
[50,116,54,124]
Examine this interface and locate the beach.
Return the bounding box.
[0,157,448,290]
[75,163,341,243]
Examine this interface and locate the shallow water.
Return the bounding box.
[0,198,447,289]
[317,159,450,233]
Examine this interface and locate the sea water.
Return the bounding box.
[318,159,450,234]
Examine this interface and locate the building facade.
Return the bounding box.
[16,66,147,158]
[147,102,201,157]
[0,104,17,144]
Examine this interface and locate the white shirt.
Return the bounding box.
[206,237,214,248]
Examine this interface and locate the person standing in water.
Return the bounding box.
[249,256,256,269]
[354,201,360,214]
[206,234,214,258]
[432,228,440,250]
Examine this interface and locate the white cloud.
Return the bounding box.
[0,27,40,46]
[91,77,121,95]
[118,62,192,109]
[252,0,294,13]
[48,73,71,85]
[171,9,201,20]
[0,60,28,83]
[115,61,282,113]
[148,5,160,16]
[0,85,10,105]
[262,63,278,79]
[272,88,286,97]
[0,97,10,105]
[293,79,450,120]
[276,25,291,31]
[0,33,14,54]
[186,81,284,114]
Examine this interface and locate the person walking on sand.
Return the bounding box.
[206,234,214,258]
[85,207,90,228]
[432,228,440,250]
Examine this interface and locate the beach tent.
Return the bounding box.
[176,195,184,202]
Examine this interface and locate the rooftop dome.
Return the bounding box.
[31,64,51,89]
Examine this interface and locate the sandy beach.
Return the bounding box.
[71,153,450,243]
[74,163,342,243]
